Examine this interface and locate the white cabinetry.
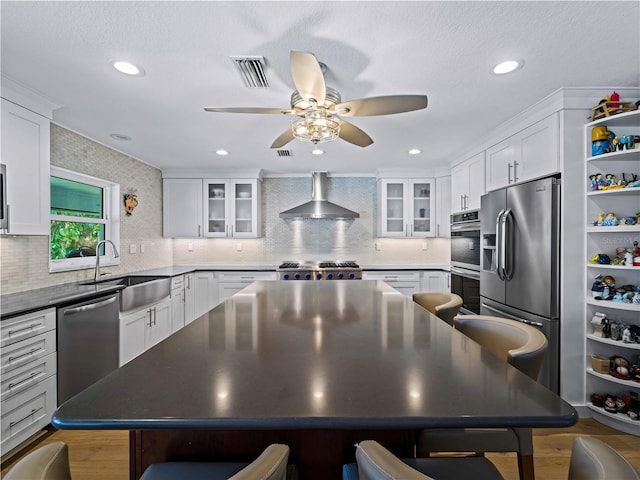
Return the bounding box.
[0,99,51,235]
[422,270,450,292]
[363,271,423,297]
[377,178,435,237]
[583,110,639,436]
[162,177,262,238]
[170,275,185,333]
[194,271,217,317]
[203,179,261,238]
[119,297,171,366]
[162,178,203,237]
[435,176,451,238]
[184,273,196,325]
[0,308,57,455]
[217,271,277,302]
[451,152,485,213]
[486,113,559,192]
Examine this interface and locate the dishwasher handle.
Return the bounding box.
[63,295,118,315]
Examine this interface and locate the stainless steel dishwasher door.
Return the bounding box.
[57,292,120,404]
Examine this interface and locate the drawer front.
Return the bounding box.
[171,275,184,290]
[363,271,421,282]
[1,330,57,375]
[217,271,276,282]
[1,375,56,455]
[1,308,55,347]
[1,352,56,402]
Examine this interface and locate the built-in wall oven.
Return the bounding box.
[450,210,480,314]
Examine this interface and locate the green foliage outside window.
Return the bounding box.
[50,221,104,259]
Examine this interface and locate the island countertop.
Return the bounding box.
[52,280,577,431]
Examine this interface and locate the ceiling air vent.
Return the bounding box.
[230,56,269,88]
[276,149,292,157]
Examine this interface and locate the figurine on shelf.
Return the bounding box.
[612,291,624,302]
[591,312,608,337]
[589,174,600,191]
[592,211,605,226]
[602,212,619,226]
[591,274,605,298]
[591,126,610,156]
[612,137,620,151]
[633,288,640,304]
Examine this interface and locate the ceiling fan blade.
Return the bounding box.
[290,51,326,105]
[339,121,374,147]
[335,95,428,117]
[271,129,295,148]
[204,107,295,115]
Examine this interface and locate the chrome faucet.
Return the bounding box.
[94,239,120,282]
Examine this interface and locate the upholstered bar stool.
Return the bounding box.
[416,314,549,480]
[343,440,504,480]
[139,443,296,480]
[568,437,639,480]
[412,292,462,325]
[4,441,72,480]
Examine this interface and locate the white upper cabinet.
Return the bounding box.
[378,178,435,237]
[203,179,261,238]
[486,113,559,192]
[451,151,485,213]
[1,99,51,235]
[163,178,204,237]
[435,176,451,238]
[162,176,261,238]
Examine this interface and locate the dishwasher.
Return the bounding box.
[57,292,120,404]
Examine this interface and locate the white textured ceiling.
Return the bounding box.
[1,1,638,175]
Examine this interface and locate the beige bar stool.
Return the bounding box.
[412,291,462,325]
[416,314,548,480]
[4,442,72,480]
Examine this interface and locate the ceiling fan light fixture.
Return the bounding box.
[291,110,340,145]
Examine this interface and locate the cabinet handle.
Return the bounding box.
[10,407,43,429]
[513,161,519,182]
[437,224,440,236]
[8,347,42,363]
[153,308,157,326]
[460,195,464,211]
[7,323,41,336]
[508,163,513,183]
[9,372,40,390]
[147,309,153,327]
[198,225,201,237]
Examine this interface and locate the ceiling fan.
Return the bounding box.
[204,50,428,148]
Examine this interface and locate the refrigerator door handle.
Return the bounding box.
[480,302,544,329]
[495,209,506,280]
[503,209,514,281]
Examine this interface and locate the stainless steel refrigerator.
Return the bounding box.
[480,175,560,393]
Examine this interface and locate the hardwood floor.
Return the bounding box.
[1,419,638,479]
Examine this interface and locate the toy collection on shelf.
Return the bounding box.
[590,274,639,304]
[589,240,640,268]
[590,391,639,421]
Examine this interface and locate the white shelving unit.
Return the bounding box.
[584,109,640,436]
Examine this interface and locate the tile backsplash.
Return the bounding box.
[1,126,449,295]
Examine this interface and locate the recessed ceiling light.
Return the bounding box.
[491,60,523,75]
[311,149,324,155]
[111,60,145,76]
[216,149,229,156]
[408,149,421,155]
[110,133,131,141]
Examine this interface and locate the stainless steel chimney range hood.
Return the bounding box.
[279,171,360,220]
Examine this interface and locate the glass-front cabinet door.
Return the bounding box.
[378,178,434,237]
[203,179,260,238]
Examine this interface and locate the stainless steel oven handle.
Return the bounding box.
[450,267,480,280]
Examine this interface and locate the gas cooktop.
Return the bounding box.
[277,260,362,280]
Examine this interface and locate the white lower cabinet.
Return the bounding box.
[184,273,196,325]
[119,297,171,366]
[194,271,217,317]
[0,308,57,456]
[362,271,422,297]
[217,271,277,302]
[170,276,185,333]
[422,271,450,292]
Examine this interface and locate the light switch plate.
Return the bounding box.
[129,244,137,254]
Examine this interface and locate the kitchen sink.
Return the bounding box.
[80,276,171,312]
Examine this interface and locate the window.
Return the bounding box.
[50,167,120,272]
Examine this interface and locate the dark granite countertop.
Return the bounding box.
[52,280,577,431]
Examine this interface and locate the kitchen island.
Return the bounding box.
[52,280,577,479]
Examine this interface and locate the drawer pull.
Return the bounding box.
[7,323,41,336]
[9,407,43,429]
[8,372,40,389]
[8,347,43,363]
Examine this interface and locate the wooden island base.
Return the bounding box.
[130,429,416,480]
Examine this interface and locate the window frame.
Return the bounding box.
[49,166,120,273]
